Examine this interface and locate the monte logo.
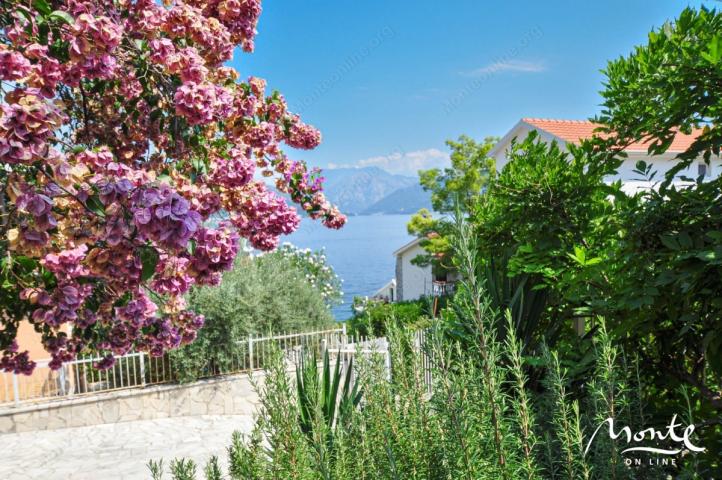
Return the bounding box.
[585,414,706,460]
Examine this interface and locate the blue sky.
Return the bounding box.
[232,1,708,177]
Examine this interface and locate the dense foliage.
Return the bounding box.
[598,6,721,176]
[470,125,722,458]
[151,217,705,479]
[0,0,345,374]
[169,248,336,382]
[473,132,623,332]
[348,297,430,337]
[403,5,722,460]
[596,6,722,416]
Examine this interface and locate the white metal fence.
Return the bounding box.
[1,327,346,408]
[0,326,434,409]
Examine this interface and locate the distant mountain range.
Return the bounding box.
[321,167,431,215]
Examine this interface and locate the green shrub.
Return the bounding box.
[151,315,677,480]
[348,298,430,336]
[169,250,335,382]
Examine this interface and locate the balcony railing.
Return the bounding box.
[432,281,456,297]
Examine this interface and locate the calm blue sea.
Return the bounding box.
[283,214,414,320]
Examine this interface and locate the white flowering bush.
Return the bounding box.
[276,243,343,307]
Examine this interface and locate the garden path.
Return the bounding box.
[0,414,254,479]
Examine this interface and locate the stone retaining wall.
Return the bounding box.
[0,372,263,434]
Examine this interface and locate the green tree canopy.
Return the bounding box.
[598,6,722,180]
[596,6,722,415]
[407,135,497,269]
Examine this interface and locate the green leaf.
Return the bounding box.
[157,173,172,185]
[48,10,74,25]
[139,246,159,282]
[85,195,106,217]
[706,231,722,242]
[659,234,680,251]
[695,250,717,262]
[114,291,132,308]
[677,231,693,249]
[32,0,52,15]
[16,8,34,24]
[701,36,721,64]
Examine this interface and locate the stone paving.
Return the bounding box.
[0,414,255,480]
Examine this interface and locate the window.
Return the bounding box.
[698,163,710,178]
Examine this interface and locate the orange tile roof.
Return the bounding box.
[521,118,704,153]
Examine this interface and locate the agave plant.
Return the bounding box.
[444,249,553,360]
[484,251,554,353]
[296,348,363,444]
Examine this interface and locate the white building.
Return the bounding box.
[373,238,456,303]
[392,238,431,302]
[372,278,396,303]
[380,118,719,303]
[489,118,720,193]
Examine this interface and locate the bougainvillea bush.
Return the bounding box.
[0,0,345,374]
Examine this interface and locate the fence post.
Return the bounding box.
[139,353,146,387]
[248,334,254,371]
[12,373,19,406]
[341,323,347,346]
[384,340,392,382]
[59,364,67,396]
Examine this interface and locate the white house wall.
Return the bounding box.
[398,243,431,301]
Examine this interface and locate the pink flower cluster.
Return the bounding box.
[0,0,345,374]
[43,334,83,370]
[189,225,240,285]
[0,342,35,375]
[151,256,193,296]
[229,182,301,250]
[24,246,95,329]
[16,191,57,239]
[176,180,223,220]
[132,185,203,250]
[42,245,91,280]
[190,0,262,52]
[322,207,347,229]
[0,89,66,165]
[274,158,347,229]
[25,44,63,98]
[69,14,122,55]
[106,291,159,356]
[167,47,209,84]
[0,45,31,80]
[174,82,232,126]
[210,148,255,188]
[86,242,143,288]
[246,121,276,148]
[286,120,322,150]
[163,2,234,64]
[93,290,201,361]
[66,14,123,80]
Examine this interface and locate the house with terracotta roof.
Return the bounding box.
[489,119,720,192]
[379,119,719,306]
